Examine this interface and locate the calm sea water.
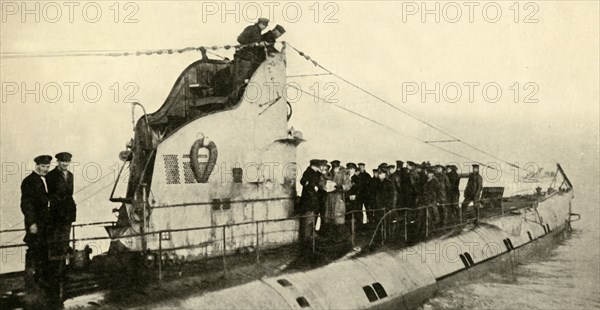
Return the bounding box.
[421,190,600,310]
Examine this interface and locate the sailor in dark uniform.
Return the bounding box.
[46,152,76,304]
[366,168,379,226]
[373,168,396,228]
[260,24,286,58]
[47,152,76,256]
[345,163,361,229]
[446,165,461,223]
[21,155,52,306]
[461,164,483,223]
[299,159,322,245]
[422,168,442,230]
[434,164,450,226]
[317,160,329,231]
[233,17,270,86]
[356,163,371,229]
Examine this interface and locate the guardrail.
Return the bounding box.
[0,194,549,281]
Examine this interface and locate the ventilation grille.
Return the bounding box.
[163,155,180,184]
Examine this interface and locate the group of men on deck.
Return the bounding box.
[299,159,483,243]
[20,153,76,308]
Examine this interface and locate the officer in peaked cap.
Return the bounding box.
[21,155,52,306]
[261,24,286,55]
[462,163,483,224]
[46,152,77,305]
[237,17,270,45]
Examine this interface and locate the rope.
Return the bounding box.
[286,42,522,171]
[0,41,277,60]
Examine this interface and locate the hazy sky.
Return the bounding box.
[1,1,598,235]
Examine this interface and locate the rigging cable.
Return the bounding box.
[286,42,521,170]
[287,84,495,169]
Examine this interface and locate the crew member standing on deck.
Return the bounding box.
[446,165,461,223]
[345,163,361,229]
[461,164,483,223]
[374,168,396,228]
[356,163,371,228]
[299,159,322,246]
[21,155,52,307]
[434,164,450,226]
[423,168,442,230]
[46,152,76,305]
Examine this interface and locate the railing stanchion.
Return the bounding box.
[255,221,260,264]
[311,215,316,253]
[425,206,429,238]
[158,232,163,282]
[71,226,76,250]
[351,212,355,248]
[404,210,408,242]
[222,226,227,275]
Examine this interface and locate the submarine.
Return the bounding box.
[0,42,578,309]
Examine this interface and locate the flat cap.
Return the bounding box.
[274,24,286,34]
[310,159,321,166]
[357,163,365,166]
[257,17,270,24]
[330,160,341,167]
[346,162,357,170]
[55,152,72,162]
[34,155,52,165]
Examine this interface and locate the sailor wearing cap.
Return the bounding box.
[345,163,362,227]
[21,155,52,305]
[445,165,460,223]
[461,164,483,223]
[237,17,269,45]
[46,152,77,289]
[373,167,396,225]
[422,168,441,227]
[234,17,271,84]
[261,24,286,55]
[299,159,322,245]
